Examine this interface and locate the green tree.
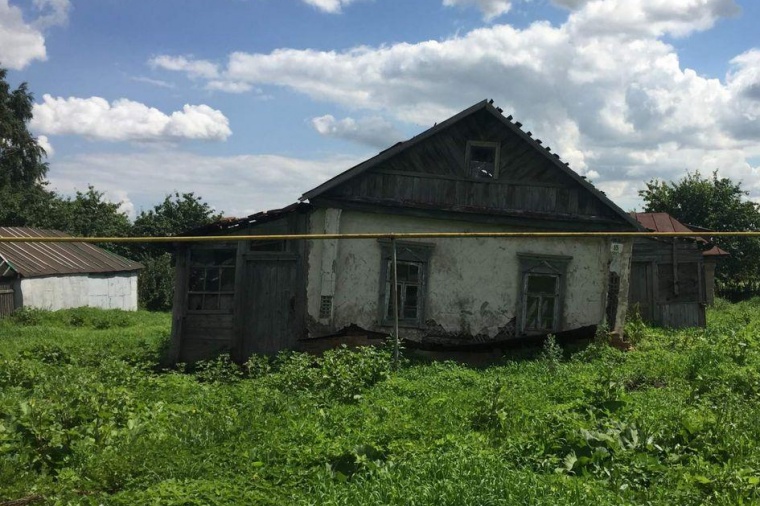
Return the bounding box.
[50,186,132,238]
[130,192,222,310]
[0,67,48,189]
[639,170,760,285]
[0,66,52,227]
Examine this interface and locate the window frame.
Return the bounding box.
[186,244,238,314]
[465,140,501,181]
[377,240,434,328]
[516,253,571,335]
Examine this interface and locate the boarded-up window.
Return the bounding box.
[188,248,236,312]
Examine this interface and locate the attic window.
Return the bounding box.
[466,141,500,180]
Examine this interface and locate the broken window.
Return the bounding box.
[187,248,236,312]
[466,141,500,180]
[517,254,571,334]
[378,240,434,327]
[385,261,423,322]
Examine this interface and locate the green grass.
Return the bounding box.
[2,301,760,504]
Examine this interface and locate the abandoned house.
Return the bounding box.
[628,212,729,328]
[168,99,645,363]
[0,227,142,316]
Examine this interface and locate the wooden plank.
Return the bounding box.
[167,247,189,364]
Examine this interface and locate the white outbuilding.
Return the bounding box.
[0,227,142,315]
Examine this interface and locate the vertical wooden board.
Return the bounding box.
[241,257,298,357]
[629,262,654,322]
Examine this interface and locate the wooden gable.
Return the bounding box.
[303,101,639,230]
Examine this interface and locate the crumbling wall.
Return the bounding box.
[307,208,619,343]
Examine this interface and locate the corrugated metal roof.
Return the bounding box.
[631,213,730,257]
[0,228,142,278]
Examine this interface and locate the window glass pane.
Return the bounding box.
[219,294,234,311]
[406,263,420,282]
[220,267,235,291]
[189,268,205,291]
[188,294,204,311]
[204,268,221,292]
[204,295,220,311]
[527,275,557,294]
[403,285,419,319]
[525,295,540,328]
[540,297,556,329]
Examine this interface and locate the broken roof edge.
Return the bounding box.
[182,202,312,237]
[631,212,731,256]
[300,99,642,231]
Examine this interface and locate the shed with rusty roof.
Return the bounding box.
[628,213,729,328]
[0,227,142,315]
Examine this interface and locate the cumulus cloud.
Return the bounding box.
[31,95,232,142]
[148,0,760,210]
[36,135,54,157]
[0,0,47,69]
[49,150,365,219]
[0,0,71,69]
[443,0,512,20]
[311,115,403,148]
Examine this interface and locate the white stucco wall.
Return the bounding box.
[19,272,139,311]
[307,208,632,339]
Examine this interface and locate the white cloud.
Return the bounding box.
[37,135,53,157]
[0,0,71,69]
[31,95,232,142]
[205,80,253,93]
[131,76,175,89]
[149,0,760,207]
[311,115,403,147]
[564,0,740,39]
[148,55,219,79]
[0,0,47,69]
[32,0,70,29]
[49,150,365,219]
[301,0,358,14]
[443,0,512,20]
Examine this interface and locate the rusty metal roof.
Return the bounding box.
[631,213,730,257]
[0,228,142,278]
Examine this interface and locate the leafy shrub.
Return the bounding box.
[540,334,562,372]
[8,307,47,326]
[193,354,243,384]
[18,343,71,365]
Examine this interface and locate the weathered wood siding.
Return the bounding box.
[320,109,619,222]
[0,280,14,317]
[629,238,706,328]
[170,210,309,363]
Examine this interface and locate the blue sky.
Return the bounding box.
[2,0,759,218]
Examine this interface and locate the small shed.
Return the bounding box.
[628,213,728,328]
[0,227,142,316]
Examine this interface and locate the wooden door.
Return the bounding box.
[239,255,298,357]
[629,262,654,323]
